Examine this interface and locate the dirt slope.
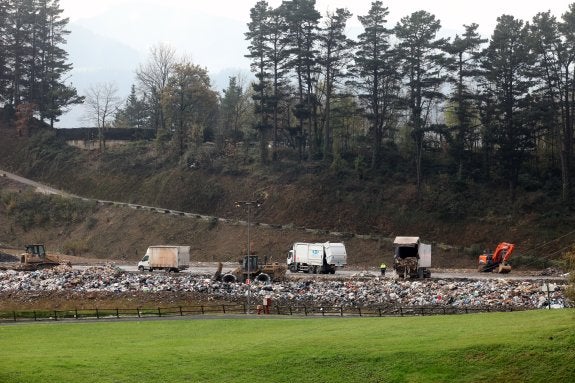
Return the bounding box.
[0,172,475,269]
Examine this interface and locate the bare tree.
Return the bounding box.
[84,82,122,152]
[135,43,177,132]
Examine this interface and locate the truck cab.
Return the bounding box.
[137,254,151,271]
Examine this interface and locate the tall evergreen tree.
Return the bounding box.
[266,5,291,161]
[282,0,321,159]
[0,0,79,125]
[220,76,252,141]
[528,12,567,193]
[479,15,535,199]
[446,23,487,180]
[115,84,149,129]
[395,10,449,196]
[351,1,400,170]
[36,0,82,126]
[245,0,274,163]
[0,1,13,102]
[318,7,354,162]
[5,0,35,106]
[557,5,575,204]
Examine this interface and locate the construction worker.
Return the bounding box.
[380,262,387,276]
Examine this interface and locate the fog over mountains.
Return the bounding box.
[60,5,253,128]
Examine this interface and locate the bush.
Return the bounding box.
[3,191,96,231]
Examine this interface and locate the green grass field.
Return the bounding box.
[0,310,573,383]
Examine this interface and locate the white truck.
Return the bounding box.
[392,236,431,278]
[286,242,347,274]
[137,245,190,272]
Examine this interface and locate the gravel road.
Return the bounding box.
[113,262,567,282]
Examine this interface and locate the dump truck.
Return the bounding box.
[286,242,347,274]
[478,242,514,273]
[392,237,431,278]
[137,245,190,272]
[221,255,286,283]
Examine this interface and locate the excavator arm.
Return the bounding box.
[478,242,514,273]
[492,242,515,264]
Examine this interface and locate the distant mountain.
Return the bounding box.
[58,23,143,128]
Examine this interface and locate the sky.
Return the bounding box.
[56,0,575,128]
[60,0,574,34]
[57,0,575,75]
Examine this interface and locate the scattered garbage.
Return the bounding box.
[0,265,570,309]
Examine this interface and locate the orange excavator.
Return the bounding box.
[478,242,515,273]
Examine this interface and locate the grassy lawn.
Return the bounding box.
[0,310,573,383]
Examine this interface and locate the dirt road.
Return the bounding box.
[114,262,567,282]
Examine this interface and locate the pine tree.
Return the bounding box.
[479,15,535,200]
[282,0,321,159]
[395,10,449,196]
[0,1,12,102]
[245,0,275,163]
[1,0,80,126]
[220,76,252,141]
[350,1,400,169]
[36,0,82,126]
[446,23,487,180]
[115,85,149,129]
[318,7,354,162]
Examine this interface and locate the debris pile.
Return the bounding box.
[0,265,569,309]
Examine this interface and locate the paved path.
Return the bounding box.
[1,169,76,197]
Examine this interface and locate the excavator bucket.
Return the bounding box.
[497,264,512,273]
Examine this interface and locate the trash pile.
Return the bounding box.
[0,265,569,309]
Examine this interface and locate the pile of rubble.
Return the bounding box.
[0,265,569,309]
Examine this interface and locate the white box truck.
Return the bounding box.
[286,242,347,274]
[137,245,190,272]
[392,236,431,278]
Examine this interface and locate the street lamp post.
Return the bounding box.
[235,200,260,314]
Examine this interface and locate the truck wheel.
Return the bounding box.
[149,268,153,272]
[255,273,270,283]
[138,266,144,272]
[222,274,236,283]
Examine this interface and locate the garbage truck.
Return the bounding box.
[392,237,431,278]
[137,245,190,272]
[286,242,347,274]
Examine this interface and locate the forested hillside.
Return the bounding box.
[2,1,575,266]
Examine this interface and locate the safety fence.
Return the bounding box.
[0,303,526,323]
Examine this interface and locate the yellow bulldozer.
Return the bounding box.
[18,244,62,271]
